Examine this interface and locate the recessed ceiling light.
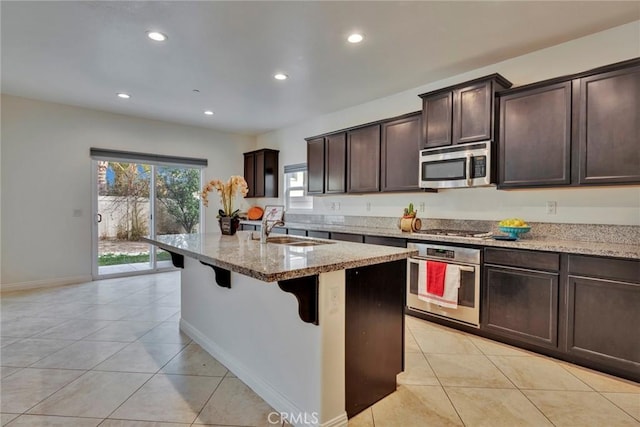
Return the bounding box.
[116,93,130,99]
[274,73,288,80]
[347,33,364,43]
[204,110,214,116]
[147,31,167,42]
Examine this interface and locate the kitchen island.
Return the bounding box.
[144,232,416,427]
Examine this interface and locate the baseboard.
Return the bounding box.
[0,275,93,293]
[180,318,347,427]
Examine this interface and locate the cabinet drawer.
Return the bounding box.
[484,248,559,271]
[568,255,640,283]
[331,232,364,243]
[307,230,330,239]
[364,236,406,248]
[287,228,307,237]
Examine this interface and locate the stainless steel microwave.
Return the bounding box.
[419,141,493,189]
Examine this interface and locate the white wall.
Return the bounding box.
[1,95,256,287]
[256,21,640,226]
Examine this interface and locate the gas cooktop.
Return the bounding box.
[414,229,492,238]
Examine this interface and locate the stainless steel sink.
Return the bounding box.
[266,236,333,246]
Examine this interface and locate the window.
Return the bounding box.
[284,164,313,211]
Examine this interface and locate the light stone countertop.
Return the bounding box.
[241,220,640,260]
[144,233,417,282]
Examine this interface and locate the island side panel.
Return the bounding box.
[178,256,348,427]
[345,259,406,418]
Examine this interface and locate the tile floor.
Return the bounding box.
[1,271,638,427]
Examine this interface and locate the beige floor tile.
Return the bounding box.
[5,414,101,426]
[75,304,143,320]
[195,377,274,426]
[33,303,97,319]
[489,355,591,390]
[602,392,640,421]
[100,421,190,427]
[445,387,552,427]
[524,390,639,426]
[561,363,640,393]
[404,329,422,353]
[0,368,84,413]
[1,317,67,338]
[137,322,192,344]
[94,342,187,373]
[83,320,159,342]
[0,337,22,347]
[0,413,19,426]
[28,371,150,418]
[111,373,221,423]
[120,306,179,322]
[161,343,228,376]
[397,352,439,386]
[427,354,514,388]
[467,335,533,356]
[412,328,482,355]
[1,338,75,367]
[1,366,22,378]
[371,385,463,427]
[34,319,112,340]
[30,341,128,370]
[348,407,374,427]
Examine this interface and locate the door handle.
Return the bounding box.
[466,154,473,186]
[96,213,102,223]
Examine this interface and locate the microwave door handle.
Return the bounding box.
[466,153,473,186]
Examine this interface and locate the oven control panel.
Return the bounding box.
[426,248,455,259]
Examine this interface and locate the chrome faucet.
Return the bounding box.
[260,216,285,243]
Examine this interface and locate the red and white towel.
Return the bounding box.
[417,260,461,309]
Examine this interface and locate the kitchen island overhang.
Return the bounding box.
[144,233,416,427]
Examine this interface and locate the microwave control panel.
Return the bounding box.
[472,156,486,178]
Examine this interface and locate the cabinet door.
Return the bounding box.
[381,113,421,192]
[363,235,406,248]
[262,150,278,198]
[347,125,381,193]
[422,92,452,148]
[253,151,265,197]
[578,65,640,185]
[566,276,639,375]
[453,80,493,144]
[330,232,364,243]
[345,260,405,417]
[498,82,572,188]
[307,138,325,194]
[483,265,559,349]
[243,153,255,198]
[325,132,347,193]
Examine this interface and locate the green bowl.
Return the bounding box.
[498,226,531,240]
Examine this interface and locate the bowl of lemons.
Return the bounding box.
[498,218,531,240]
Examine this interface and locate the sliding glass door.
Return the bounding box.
[93,159,202,278]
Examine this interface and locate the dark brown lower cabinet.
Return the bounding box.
[565,255,640,379]
[483,264,559,349]
[330,232,364,243]
[307,230,330,239]
[345,260,405,418]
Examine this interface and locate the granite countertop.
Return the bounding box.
[241,220,640,260]
[143,233,417,282]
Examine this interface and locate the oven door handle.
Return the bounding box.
[409,258,475,273]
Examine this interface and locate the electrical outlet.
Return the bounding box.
[366,202,371,211]
[329,286,339,314]
[330,202,335,211]
[546,201,557,215]
[335,202,340,211]
[419,202,425,213]
[72,209,82,217]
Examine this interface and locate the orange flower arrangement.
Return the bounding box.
[201,175,249,218]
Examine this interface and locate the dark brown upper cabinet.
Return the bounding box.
[498,82,572,188]
[347,125,381,193]
[243,149,279,198]
[381,112,421,192]
[578,64,640,185]
[306,137,325,194]
[325,132,347,194]
[497,58,640,189]
[419,74,512,149]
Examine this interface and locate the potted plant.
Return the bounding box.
[201,176,249,235]
[399,202,422,232]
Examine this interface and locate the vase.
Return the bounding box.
[219,217,240,235]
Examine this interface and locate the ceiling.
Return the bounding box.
[2,1,639,136]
